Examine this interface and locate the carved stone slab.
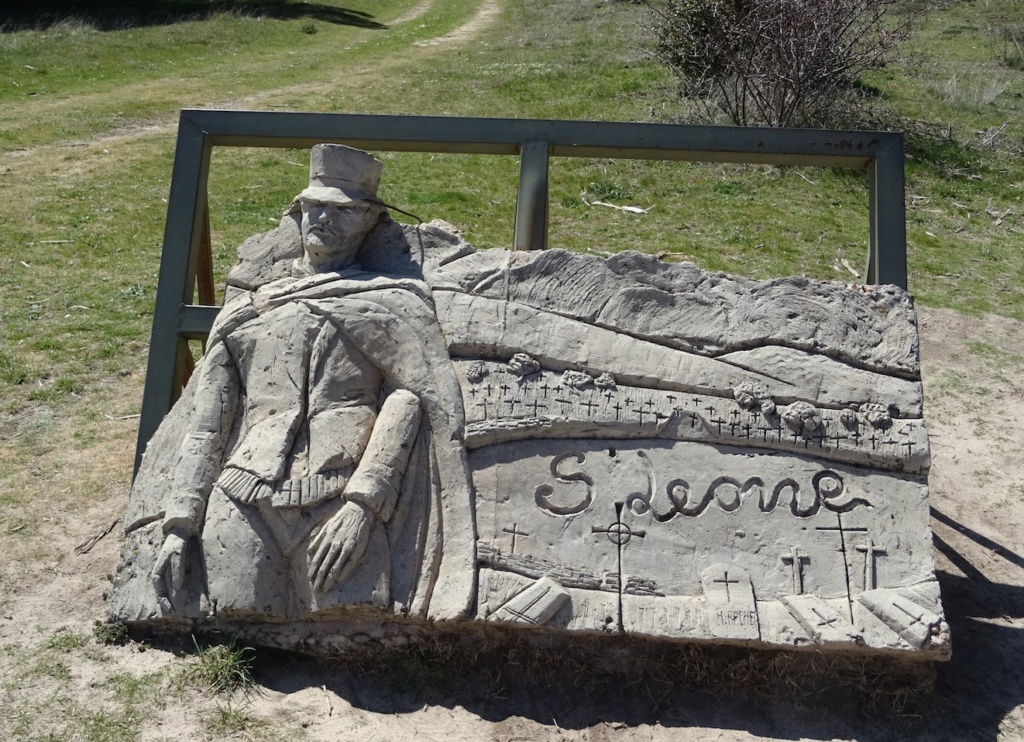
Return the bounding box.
[111,147,947,661]
[702,565,760,640]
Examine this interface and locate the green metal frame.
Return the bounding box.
[134,109,908,475]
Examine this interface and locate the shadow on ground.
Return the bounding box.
[140,506,1024,741]
[1,0,384,32]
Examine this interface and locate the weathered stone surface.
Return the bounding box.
[111,144,947,662]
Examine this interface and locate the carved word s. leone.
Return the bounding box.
[534,451,870,520]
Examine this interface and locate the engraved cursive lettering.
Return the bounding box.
[534,452,595,516]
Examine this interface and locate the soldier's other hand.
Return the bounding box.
[151,527,189,615]
[307,500,372,593]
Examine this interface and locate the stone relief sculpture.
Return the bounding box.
[128,145,476,623]
[112,144,949,659]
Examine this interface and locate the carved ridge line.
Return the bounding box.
[463,417,928,474]
[477,542,659,596]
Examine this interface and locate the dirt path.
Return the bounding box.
[389,0,434,26]
[0,0,495,172]
[414,0,500,46]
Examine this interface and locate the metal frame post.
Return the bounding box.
[866,136,908,287]
[514,140,550,251]
[135,110,908,476]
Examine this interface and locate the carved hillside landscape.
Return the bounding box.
[112,174,947,660]
[419,224,945,655]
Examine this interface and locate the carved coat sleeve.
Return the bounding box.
[162,341,240,535]
[343,388,422,522]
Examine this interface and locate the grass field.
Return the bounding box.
[0,0,1023,738]
[1,0,1022,422]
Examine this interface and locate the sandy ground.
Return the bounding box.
[1,304,1022,741]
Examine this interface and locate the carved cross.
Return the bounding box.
[590,501,646,634]
[502,523,529,554]
[894,601,925,628]
[816,514,868,622]
[780,546,810,595]
[713,570,740,602]
[855,538,887,591]
[591,503,647,546]
[811,606,838,628]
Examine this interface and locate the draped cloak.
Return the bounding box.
[155,269,477,622]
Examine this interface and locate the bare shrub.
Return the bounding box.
[647,0,919,128]
[985,18,1024,69]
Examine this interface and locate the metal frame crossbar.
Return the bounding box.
[134,108,908,474]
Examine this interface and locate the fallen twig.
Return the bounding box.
[589,200,654,214]
[75,518,120,555]
[979,121,1008,147]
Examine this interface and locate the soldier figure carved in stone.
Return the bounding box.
[148,145,476,622]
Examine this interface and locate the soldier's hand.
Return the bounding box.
[151,527,189,615]
[307,500,372,593]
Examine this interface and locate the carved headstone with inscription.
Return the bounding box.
[111,144,949,660]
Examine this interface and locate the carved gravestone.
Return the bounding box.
[111,144,949,660]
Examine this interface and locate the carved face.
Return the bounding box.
[300,199,380,268]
